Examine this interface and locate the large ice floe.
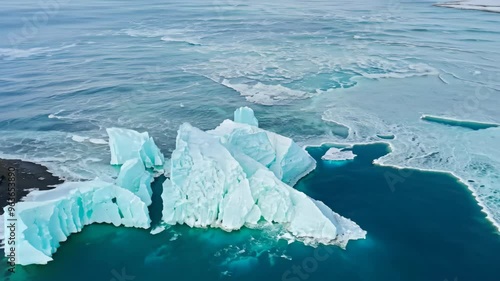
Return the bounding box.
[161,108,365,246]
[3,128,163,265]
[4,107,365,265]
[4,180,151,265]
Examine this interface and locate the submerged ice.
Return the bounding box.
[161,108,365,246]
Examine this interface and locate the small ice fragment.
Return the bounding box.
[233,106,259,127]
[321,147,356,161]
[89,138,108,145]
[71,135,88,142]
[150,225,166,235]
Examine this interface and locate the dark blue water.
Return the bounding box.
[2,143,499,281]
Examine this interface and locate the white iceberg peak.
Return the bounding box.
[106,127,164,169]
[161,108,365,247]
[234,106,259,127]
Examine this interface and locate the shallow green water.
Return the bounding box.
[2,143,499,281]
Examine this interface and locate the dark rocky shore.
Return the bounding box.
[0,159,63,215]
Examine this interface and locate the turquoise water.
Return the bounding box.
[2,143,499,280]
[1,0,500,280]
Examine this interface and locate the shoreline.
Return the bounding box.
[0,158,64,216]
[303,141,500,233]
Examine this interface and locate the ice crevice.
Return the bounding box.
[4,107,366,265]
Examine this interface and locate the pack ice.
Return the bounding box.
[3,128,163,265]
[162,108,366,246]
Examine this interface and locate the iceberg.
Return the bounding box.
[210,119,316,187]
[4,180,150,265]
[234,106,259,127]
[161,108,365,246]
[6,107,365,265]
[321,147,356,161]
[106,127,165,169]
[116,158,154,206]
[162,123,256,230]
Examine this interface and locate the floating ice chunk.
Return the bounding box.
[162,123,256,231]
[321,148,356,161]
[4,180,150,265]
[210,119,316,186]
[106,127,164,169]
[89,138,108,145]
[116,158,153,206]
[150,225,166,235]
[234,106,259,127]
[162,121,365,247]
[71,135,88,143]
